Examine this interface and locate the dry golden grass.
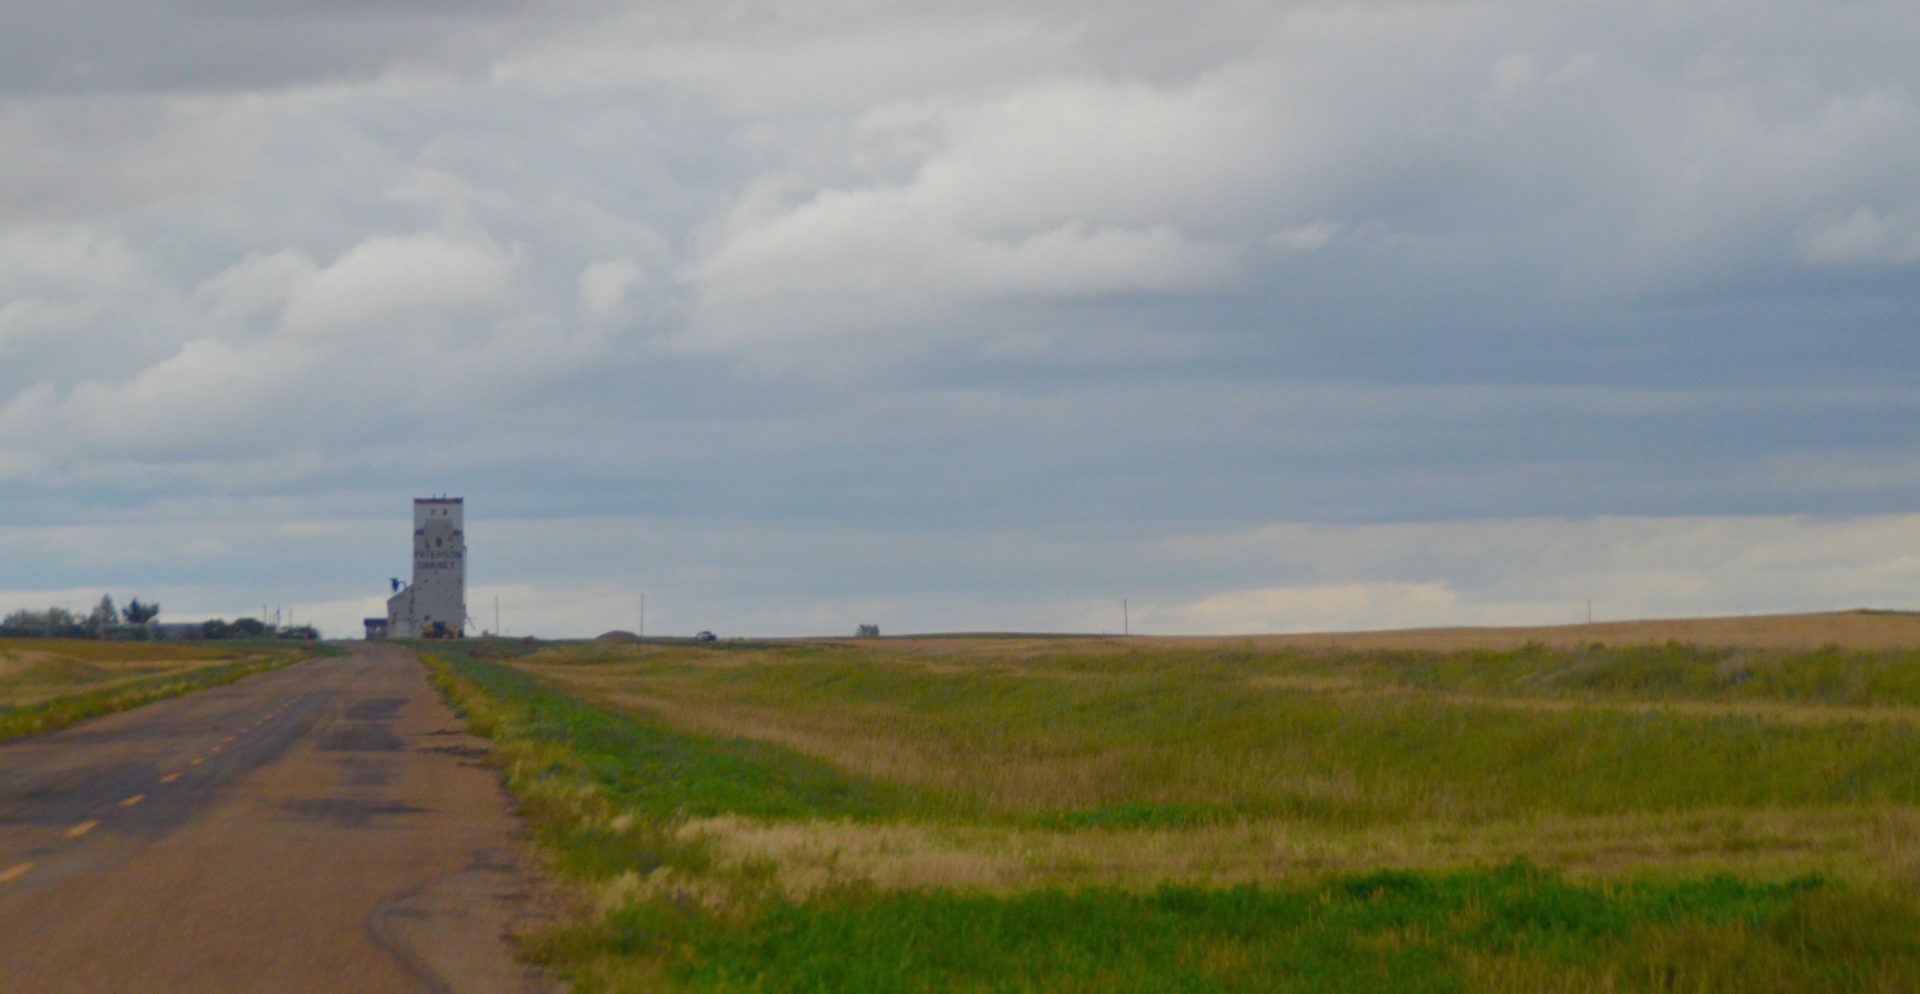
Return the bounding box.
[446,624,1920,994]
[0,639,259,708]
[524,619,1920,819]
[554,609,1920,679]
[0,638,236,663]
[634,609,1914,657]
[654,805,1920,899]
[1244,674,1920,725]
[1172,609,1920,652]
[508,612,1920,912]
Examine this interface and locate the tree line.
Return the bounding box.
[0,595,318,641]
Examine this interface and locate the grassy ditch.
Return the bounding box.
[426,639,1920,993]
[0,639,331,743]
[424,643,910,881]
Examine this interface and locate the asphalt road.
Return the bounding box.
[0,644,558,993]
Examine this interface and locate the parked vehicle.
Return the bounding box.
[423,621,459,639]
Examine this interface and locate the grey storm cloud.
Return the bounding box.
[0,0,538,94]
[1,0,1917,635]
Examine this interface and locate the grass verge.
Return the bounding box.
[426,642,1920,993]
[0,640,332,743]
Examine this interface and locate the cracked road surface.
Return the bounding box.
[0,644,557,993]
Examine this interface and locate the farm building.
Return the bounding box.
[368,497,467,639]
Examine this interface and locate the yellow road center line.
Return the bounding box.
[189,758,204,766]
[0,862,31,884]
[160,773,182,784]
[225,735,237,743]
[210,746,223,754]
[120,795,145,807]
[66,820,99,839]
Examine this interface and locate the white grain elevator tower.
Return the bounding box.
[384,497,466,637]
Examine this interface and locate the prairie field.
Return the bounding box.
[425,611,1920,992]
[0,638,318,741]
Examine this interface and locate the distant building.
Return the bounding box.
[379,497,467,638]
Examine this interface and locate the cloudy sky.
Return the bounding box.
[2,0,1916,638]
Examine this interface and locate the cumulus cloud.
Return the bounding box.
[277,233,517,343]
[647,0,1920,367]
[0,231,541,463]
[1801,204,1920,266]
[576,258,644,324]
[194,250,322,332]
[677,73,1269,352]
[0,96,264,222]
[2,339,301,457]
[497,2,1275,110]
[0,0,1916,636]
[1265,221,1348,254]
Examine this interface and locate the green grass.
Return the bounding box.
[597,869,1916,994]
[438,645,913,823]
[1227,641,1920,706]
[424,645,917,884]
[0,640,327,743]
[515,642,1920,826]
[424,639,1920,993]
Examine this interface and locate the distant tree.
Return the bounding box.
[123,598,161,624]
[88,595,119,636]
[230,617,268,638]
[856,624,881,638]
[200,619,233,640]
[46,607,77,635]
[281,624,320,640]
[2,608,39,629]
[1,609,30,637]
[2,606,88,637]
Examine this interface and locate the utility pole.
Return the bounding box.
[494,595,501,636]
[1123,598,1129,637]
[640,594,646,639]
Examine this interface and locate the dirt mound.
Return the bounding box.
[595,630,642,643]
